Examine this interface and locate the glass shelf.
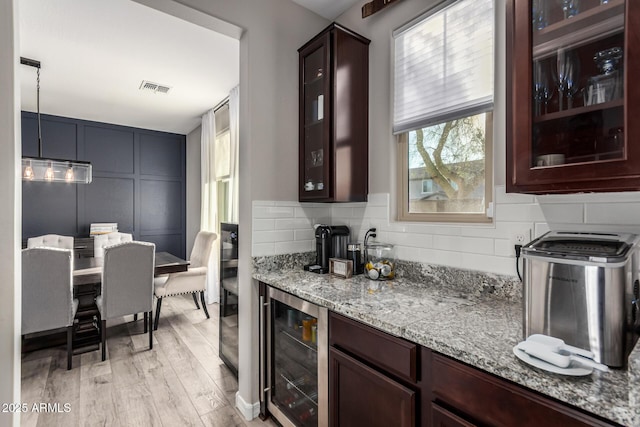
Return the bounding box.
[533,98,623,123]
[533,0,624,59]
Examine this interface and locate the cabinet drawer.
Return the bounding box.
[329,312,417,383]
[330,347,415,427]
[432,403,476,427]
[431,354,614,427]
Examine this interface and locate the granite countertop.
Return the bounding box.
[253,254,640,427]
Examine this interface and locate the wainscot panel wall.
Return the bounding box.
[22,112,187,259]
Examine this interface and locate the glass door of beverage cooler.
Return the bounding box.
[261,286,328,427]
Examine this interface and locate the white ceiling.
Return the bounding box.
[19,0,360,135]
[291,0,361,20]
[19,0,240,135]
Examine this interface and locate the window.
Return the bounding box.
[421,179,433,194]
[215,103,231,223]
[394,0,494,223]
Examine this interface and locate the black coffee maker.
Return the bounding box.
[304,224,349,274]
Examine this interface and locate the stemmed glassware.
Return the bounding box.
[532,0,548,30]
[556,49,580,110]
[562,50,580,109]
[534,60,554,116]
[561,0,580,19]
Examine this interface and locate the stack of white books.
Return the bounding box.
[90,223,118,236]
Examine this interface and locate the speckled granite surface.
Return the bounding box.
[253,254,640,427]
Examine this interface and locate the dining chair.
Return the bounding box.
[153,231,217,330]
[22,247,78,370]
[93,231,133,257]
[27,234,74,250]
[96,241,155,361]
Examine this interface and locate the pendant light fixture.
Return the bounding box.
[20,57,92,184]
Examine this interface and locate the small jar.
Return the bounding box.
[365,243,395,280]
[347,243,363,274]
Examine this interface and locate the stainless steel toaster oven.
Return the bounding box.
[522,231,640,367]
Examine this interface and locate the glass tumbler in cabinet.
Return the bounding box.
[507,0,640,194]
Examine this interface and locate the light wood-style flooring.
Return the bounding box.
[21,294,277,427]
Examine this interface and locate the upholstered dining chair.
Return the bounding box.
[97,241,155,361]
[93,232,133,257]
[153,231,217,330]
[27,234,74,250]
[22,247,78,370]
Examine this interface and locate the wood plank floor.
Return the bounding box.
[21,295,277,427]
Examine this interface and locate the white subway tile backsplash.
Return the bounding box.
[495,185,536,204]
[386,231,433,248]
[275,218,313,230]
[253,230,294,244]
[537,191,640,204]
[539,203,584,224]
[394,245,425,262]
[295,229,314,241]
[366,193,389,206]
[534,222,550,238]
[253,205,295,219]
[585,203,640,225]
[364,206,389,220]
[275,240,313,254]
[495,203,545,222]
[494,238,514,257]
[252,190,640,276]
[433,235,494,255]
[252,242,275,256]
[252,218,275,231]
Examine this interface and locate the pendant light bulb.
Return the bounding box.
[65,165,74,182]
[44,162,54,181]
[23,160,34,180]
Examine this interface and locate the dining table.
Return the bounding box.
[73,251,189,285]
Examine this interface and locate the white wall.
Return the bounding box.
[135,0,329,418]
[0,0,21,425]
[186,125,201,253]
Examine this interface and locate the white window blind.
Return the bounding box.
[393,0,494,134]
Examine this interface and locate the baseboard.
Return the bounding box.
[235,391,260,421]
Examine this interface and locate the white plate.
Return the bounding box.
[513,346,593,376]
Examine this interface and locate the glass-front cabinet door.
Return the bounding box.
[270,298,319,426]
[507,0,640,193]
[260,285,328,427]
[299,34,331,201]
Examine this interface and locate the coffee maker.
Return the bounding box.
[304,224,350,274]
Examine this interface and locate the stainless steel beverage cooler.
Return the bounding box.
[219,223,238,376]
[522,231,640,367]
[260,284,328,427]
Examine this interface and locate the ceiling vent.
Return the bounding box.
[139,80,172,94]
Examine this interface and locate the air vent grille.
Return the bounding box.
[139,80,172,94]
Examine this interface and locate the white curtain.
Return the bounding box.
[228,86,240,223]
[201,109,220,304]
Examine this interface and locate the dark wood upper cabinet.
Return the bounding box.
[506,0,640,194]
[298,23,370,202]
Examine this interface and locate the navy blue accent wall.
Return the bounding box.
[22,112,187,259]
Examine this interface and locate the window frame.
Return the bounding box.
[394,0,495,224]
[397,112,494,224]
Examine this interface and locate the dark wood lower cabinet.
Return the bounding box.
[431,403,476,427]
[431,354,617,427]
[329,346,415,427]
[325,311,619,426]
